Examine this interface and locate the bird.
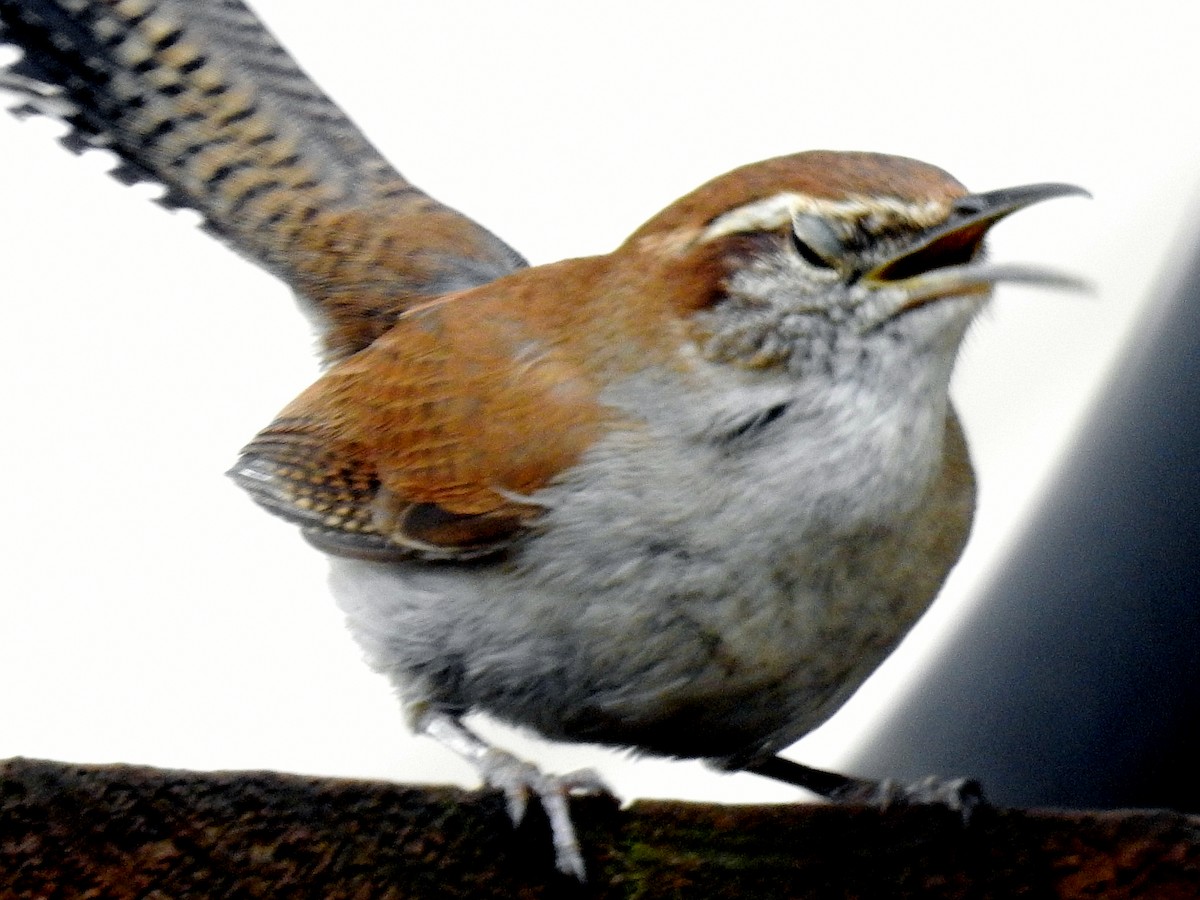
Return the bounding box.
[0,0,1087,880]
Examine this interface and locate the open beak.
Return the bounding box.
[862,182,1091,317]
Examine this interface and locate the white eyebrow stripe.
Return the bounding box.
[699,192,950,243]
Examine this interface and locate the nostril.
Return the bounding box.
[952,196,988,218]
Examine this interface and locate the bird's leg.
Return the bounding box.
[738,755,985,821]
[414,708,609,880]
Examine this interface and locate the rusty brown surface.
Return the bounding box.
[2,757,1198,898]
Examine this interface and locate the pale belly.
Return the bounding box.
[325,411,973,763]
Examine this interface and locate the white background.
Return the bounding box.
[1,1,1198,805]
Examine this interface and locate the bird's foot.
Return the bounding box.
[416,709,609,880]
[479,748,608,880]
[739,754,985,824]
[829,774,986,822]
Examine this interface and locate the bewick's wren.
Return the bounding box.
[231,155,1086,876]
[0,0,1087,880]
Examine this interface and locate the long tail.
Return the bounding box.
[0,0,526,361]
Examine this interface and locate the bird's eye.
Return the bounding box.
[791,232,836,269]
[789,213,841,270]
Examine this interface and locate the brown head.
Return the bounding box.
[608,150,1088,373]
[626,150,969,245]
